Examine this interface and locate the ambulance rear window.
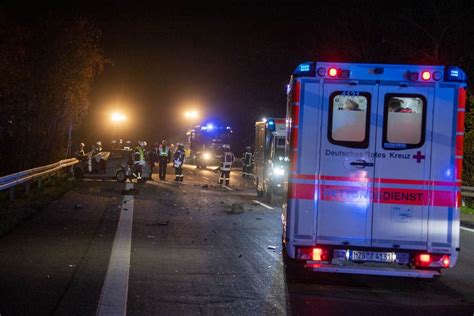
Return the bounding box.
[383,94,426,150]
[328,91,371,148]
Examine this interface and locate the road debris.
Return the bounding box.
[147,220,169,226]
[267,246,276,250]
[230,203,244,214]
[73,204,83,209]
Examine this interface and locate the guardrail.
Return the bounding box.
[0,158,79,201]
[461,186,474,198]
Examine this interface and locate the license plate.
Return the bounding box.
[350,250,395,263]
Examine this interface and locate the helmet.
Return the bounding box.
[80,142,85,147]
[161,140,167,145]
[138,140,146,147]
[96,141,102,146]
[246,146,251,151]
[177,143,184,149]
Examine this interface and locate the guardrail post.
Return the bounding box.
[9,187,15,201]
[25,182,31,195]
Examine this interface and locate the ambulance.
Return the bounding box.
[283,61,467,278]
[254,118,287,199]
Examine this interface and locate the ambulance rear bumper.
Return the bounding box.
[305,262,440,278]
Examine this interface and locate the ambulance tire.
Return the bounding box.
[282,249,311,282]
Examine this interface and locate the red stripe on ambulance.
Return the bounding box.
[289,174,459,187]
[288,183,457,207]
[292,80,301,103]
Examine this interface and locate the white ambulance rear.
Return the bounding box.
[283,62,467,278]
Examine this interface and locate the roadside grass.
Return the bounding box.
[461,206,474,215]
[0,175,76,237]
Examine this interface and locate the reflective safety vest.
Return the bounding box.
[221,151,234,171]
[134,146,145,164]
[159,146,170,156]
[243,152,252,166]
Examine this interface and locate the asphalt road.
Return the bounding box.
[0,164,473,315]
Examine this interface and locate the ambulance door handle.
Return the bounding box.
[350,160,374,168]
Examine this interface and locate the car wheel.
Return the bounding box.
[73,167,84,179]
[116,170,127,182]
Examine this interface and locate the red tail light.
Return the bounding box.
[419,254,430,263]
[328,68,338,77]
[414,253,451,268]
[441,255,450,268]
[421,71,431,80]
[312,248,323,261]
[296,247,329,262]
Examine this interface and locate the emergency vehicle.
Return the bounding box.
[254,118,287,199]
[189,123,232,169]
[283,61,467,278]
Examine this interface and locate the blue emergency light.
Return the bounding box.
[445,66,467,82]
[293,62,316,77]
[267,119,276,131]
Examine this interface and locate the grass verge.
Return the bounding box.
[461,206,474,215]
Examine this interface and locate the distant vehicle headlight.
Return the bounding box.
[273,166,285,176]
[202,152,211,161]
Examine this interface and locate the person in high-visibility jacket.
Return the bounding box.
[132,140,147,180]
[173,143,186,181]
[158,140,172,180]
[242,146,253,178]
[219,144,235,185]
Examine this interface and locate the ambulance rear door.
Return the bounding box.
[371,84,434,250]
[317,82,378,247]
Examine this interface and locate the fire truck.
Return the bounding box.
[254,118,287,199]
[189,123,232,169]
[283,61,467,278]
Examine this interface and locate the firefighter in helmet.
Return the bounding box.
[173,143,186,181]
[157,140,172,180]
[131,140,147,180]
[219,144,235,185]
[242,146,253,178]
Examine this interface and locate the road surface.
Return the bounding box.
[0,165,472,315]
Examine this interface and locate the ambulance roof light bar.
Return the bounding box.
[293,62,316,77]
[445,66,467,82]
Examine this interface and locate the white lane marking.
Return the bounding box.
[252,200,274,210]
[461,226,474,233]
[223,185,233,191]
[97,183,134,316]
[201,176,210,181]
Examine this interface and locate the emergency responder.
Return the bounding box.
[242,146,253,177]
[158,140,172,180]
[87,141,103,173]
[75,142,86,159]
[173,143,186,181]
[219,144,235,185]
[131,140,146,180]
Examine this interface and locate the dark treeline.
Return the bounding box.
[0,14,106,176]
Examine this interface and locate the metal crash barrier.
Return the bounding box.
[0,158,79,201]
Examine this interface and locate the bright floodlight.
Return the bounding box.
[262,117,267,123]
[111,112,126,122]
[185,110,199,119]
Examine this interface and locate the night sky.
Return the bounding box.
[3,1,473,153]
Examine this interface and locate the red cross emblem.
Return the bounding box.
[413,151,425,163]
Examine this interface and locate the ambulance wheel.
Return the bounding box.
[282,249,309,282]
[116,170,127,182]
[73,167,84,179]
